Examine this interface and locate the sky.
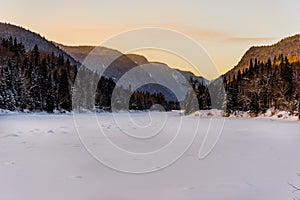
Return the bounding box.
[1,0,300,79]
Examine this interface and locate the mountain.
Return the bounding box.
[57,44,123,67]
[57,44,208,101]
[217,34,300,116]
[0,22,80,66]
[0,22,211,112]
[126,54,148,65]
[57,43,207,82]
[225,34,300,77]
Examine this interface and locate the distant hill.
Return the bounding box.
[0,22,80,66]
[58,44,208,101]
[57,44,123,66]
[225,34,300,77]
[126,54,148,66]
[58,44,207,82]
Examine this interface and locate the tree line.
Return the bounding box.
[184,55,300,117]
[1,37,299,116]
[72,67,181,112]
[223,56,300,116]
[0,37,77,112]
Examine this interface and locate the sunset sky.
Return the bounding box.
[1,0,300,79]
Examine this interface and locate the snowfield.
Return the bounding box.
[1,112,300,200]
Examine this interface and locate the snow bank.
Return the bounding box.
[0,109,72,115]
[189,109,299,121]
[259,109,299,121]
[191,109,224,118]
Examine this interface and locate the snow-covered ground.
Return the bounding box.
[1,112,300,200]
[192,109,299,121]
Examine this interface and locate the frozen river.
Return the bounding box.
[1,112,300,200]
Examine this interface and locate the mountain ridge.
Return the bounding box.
[58,44,208,101]
[2,22,300,82]
[225,33,300,78]
[0,22,80,66]
[57,43,208,84]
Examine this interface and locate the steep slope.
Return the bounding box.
[0,22,80,66]
[226,34,300,77]
[58,44,207,82]
[59,44,209,101]
[126,54,149,65]
[57,44,123,66]
[57,43,138,79]
[0,37,77,112]
[216,34,300,115]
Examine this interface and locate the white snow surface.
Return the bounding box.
[191,109,299,121]
[1,112,300,200]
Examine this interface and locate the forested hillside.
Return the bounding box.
[0,22,79,66]
[223,56,300,116]
[0,37,77,112]
[226,34,300,77]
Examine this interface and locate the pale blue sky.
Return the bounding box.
[1,0,300,77]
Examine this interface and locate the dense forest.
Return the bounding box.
[223,56,300,117]
[182,55,300,117]
[72,68,182,112]
[0,37,77,112]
